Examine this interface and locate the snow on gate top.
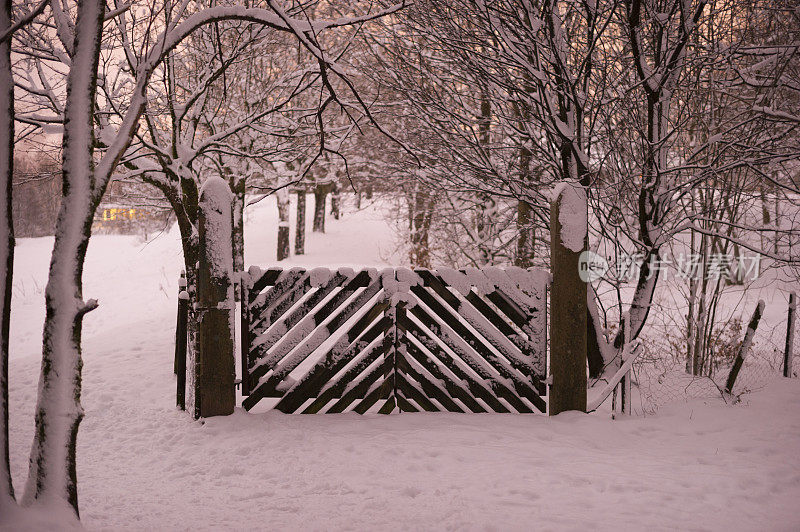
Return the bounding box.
[244,265,550,310]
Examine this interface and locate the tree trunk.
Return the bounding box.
[313,185,327,233]
[277,188,290,261]
[475,87,494,265]
[295,190,305,255]
[23,0,106,516]
[231,180,245,277]
[331,185,340,220]
[0,0,15,506]
[409,186,434,268]
[515,201,534,268]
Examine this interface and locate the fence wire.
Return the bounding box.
[628,299,796,416]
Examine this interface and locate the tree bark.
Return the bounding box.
[408,186,434,268]
[295,190,305,255]
[313,184,328,233]
[276,188,290,261]
[23,0,106,516]
[515,201,535,268]
[231,179,245,279]
[0,0,15,506]
[331,185,340,220]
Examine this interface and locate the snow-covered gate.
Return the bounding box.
[240,267,548,413]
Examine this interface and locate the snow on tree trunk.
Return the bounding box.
[195,176,235,418]
[276,187,290,261]
[313,184,328,233]
[295,190,306,255]
[0,0,15,506]
[22,0,105,517]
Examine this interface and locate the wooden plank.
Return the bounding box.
[175,290,188,409]
[417,271,540,383]
[247,268,307,336]
[395,372,439,412]
[403,339,485,412]
[409,285,540,412]
[239,281,251,396]
[274,310,391,413]
[248,270,310,332]
[249,267,282,295]
[324,363,387,413]
[399,314,510,413]
[259,280,384,382]
[301,339,390,413]
[396,355,463,412]
[248,271,350,354]
[247,274,379,384]
[396,394,419,413]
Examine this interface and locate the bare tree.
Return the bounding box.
[11,0,403,516]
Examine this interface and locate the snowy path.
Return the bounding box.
[6,196,800,530]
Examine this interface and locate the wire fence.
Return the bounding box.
[629,295,797,416]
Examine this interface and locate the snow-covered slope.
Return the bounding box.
[5,195,800,530]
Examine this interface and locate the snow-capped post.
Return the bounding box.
[784,292,796,378]
[549,183,588,415]
[725,300,765,395]
[174,270,187,375]
[195,177,236,418]
[175,272,189,411]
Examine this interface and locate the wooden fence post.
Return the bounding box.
[240,274,251,397]
[725,300,765,395]
[612,314,632,416]
[174,270,187,375]
[549,183,588,415]
[785,292,796,378]
[195,177,236,418]
[176,279,189,411]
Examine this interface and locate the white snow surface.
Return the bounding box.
[4,195,800,530]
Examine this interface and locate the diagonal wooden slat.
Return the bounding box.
[249,271,352,357]
[247,273,378,384]
[249,268,305,310]
[416,270,540,383]
[408,285,541,412]
[261,282,385,381]
[301,339,389,413]
[403,339,485,412]
[241,267,548,415]
[395,372,438,412]
[248,267,282,295]
[396,355,463,412]
[274,312,392,413]
[398,314,509,413]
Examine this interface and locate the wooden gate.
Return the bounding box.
[240,267,548,414]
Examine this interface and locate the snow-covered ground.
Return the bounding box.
[5,195,800,530]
